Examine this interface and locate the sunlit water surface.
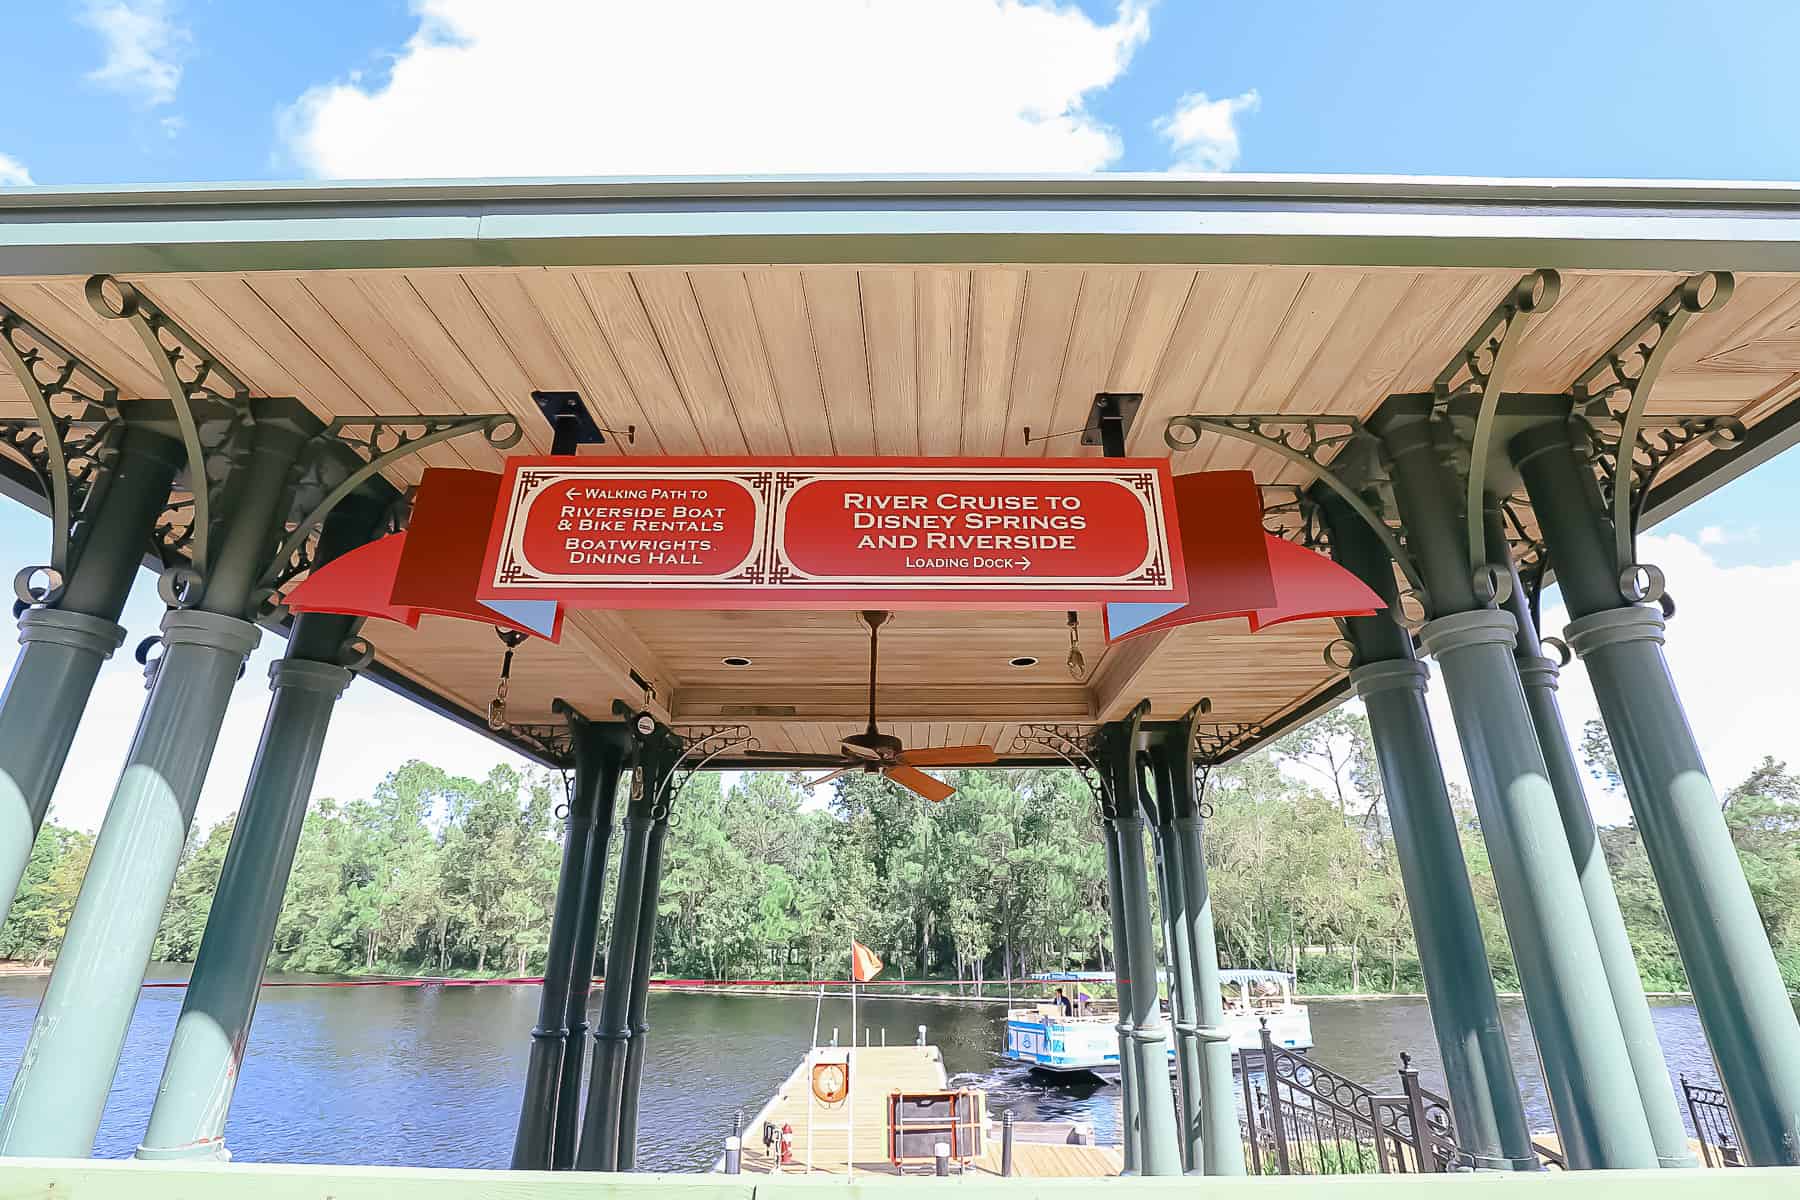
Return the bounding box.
[0,968,1721,1170]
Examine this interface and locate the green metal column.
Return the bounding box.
[1320,492,1536,1170]
[1486,508,1695,1168]
[577,737,654,1172]
[1158,718,1246,1176]
[1383,416,1657,1170]
[552,720,631,1170]
[512,703,617,1170]
[0,426,180,932]
[1099,795,1140,1175]
[1144,743,1204,1173]
[0,421,307,1159]
[617,736,677,1171]
[136,496,385,1162]
[1099,715,1182,1176]
[1514,422,1800,1166]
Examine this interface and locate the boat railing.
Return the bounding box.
[1240,1023,1463,1175]
[1680,1073,1744,1168]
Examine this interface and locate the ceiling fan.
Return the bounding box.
[744,610,998,802]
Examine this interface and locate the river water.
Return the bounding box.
[0,968,1723,1170]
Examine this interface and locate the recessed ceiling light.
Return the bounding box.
[721,656,753,667]
[1009,656,1038,668]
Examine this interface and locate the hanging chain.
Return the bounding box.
[486,628,530,731]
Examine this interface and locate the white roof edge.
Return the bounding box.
[5,171,1800,209]
[9,172,1800,277]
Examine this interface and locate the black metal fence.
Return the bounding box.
[1239,1025,1462,1174]
[1680,1074,1743,1168]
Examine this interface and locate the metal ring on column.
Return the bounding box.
[1471,563,1513,608]
[338,635,375,672]
[158,565,204,610]
[135,634,164,688]
[1323,638,1356,670]
[1618,562,1665,605]
[1540,636,1573,669]
[14,565,64,609]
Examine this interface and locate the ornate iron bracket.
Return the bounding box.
[1571,272,1736,603]
[1164,413,1427,612]
[261,413,523,605]
[1434,270,1560,606]
[659,723,758,814]
[86,275,249,608]
[1191,721,1264,767]
[0,303,122,606]
[1011,723,1111,819]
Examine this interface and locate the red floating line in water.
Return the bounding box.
[137,975,1101,991]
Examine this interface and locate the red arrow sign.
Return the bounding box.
[478,456,1190,610]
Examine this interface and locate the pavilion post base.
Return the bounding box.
[1382,415,1657,1170]
[0,426,179,934]
[513,703,618,1169]
[552,719,632,1169]
[1483,514,1696,1169]
[1514,421,1800,1167]
[617,735,677,1171]
[1099,808,1140,1176]
[1323,490,1540,1171]
[577,737,655,1173]
[1145,743,1205,1173]
[0,418,313,1159]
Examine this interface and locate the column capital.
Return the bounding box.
[17,607,125,658]
[1349,658,1430,698]
[1515,654,1562,691]
[1418,608,1518,658]
[1565,606,1666,657]
[267,658,351,699]
[159,608,262,656]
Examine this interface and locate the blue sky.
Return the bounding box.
[0,0,1797,830]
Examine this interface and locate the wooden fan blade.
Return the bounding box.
[805,766,860,790]
[883,764,956,803]
[744,751,838,765]
[840,741,884,761]
[897,746,998,767]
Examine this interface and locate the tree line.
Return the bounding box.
[2,712,1796,996]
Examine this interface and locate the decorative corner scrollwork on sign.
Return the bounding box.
[0,302,124,607]
[1570,272,1734,603]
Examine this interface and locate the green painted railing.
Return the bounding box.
[3,1161,1800,1199]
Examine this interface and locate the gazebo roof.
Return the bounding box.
[3,174,1797,765]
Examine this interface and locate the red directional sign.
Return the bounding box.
[478,456,1189,610]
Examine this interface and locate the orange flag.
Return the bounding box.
[851,940,884,983]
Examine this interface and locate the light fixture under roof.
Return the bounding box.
[1009,656,1038,668]
[721,656,753,667]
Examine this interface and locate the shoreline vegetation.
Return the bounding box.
[2,712,1796,1001]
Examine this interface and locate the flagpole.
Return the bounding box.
[848,934,856,1179]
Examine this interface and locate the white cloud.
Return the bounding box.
[1420,530,1800,826]
[1697,524,1727,545]
[280,0,1150,178]
[79,0,188,108]
[1154,88,1259,172]
[0,153,31,187]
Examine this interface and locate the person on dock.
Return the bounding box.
[1054,987,1073,1017]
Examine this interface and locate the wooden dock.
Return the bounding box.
[734,1045,1123,1179]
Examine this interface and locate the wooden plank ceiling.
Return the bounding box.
[4,264,1800,759]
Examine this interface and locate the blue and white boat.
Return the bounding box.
[1003,969,1312,1075]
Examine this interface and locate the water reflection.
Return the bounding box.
[0,971,1722,1171]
